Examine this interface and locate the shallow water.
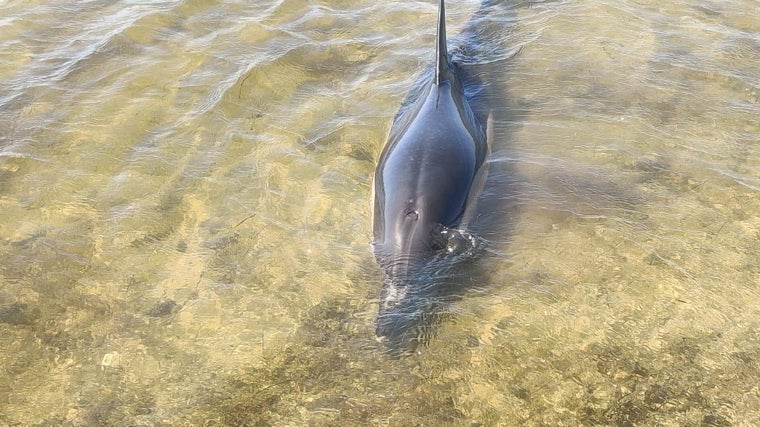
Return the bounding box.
[1,0,758,425]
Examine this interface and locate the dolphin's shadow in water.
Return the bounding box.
[374,0,531,355]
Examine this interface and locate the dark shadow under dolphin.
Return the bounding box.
[371,0,523,354]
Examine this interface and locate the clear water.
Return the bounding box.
[1,0,758,425]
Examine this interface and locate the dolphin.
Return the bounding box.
[372,0,491,351]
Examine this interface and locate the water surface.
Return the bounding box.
[1,0,759,425]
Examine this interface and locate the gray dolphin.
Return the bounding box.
[372,0,491,351]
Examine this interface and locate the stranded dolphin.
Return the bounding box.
[372,0,491,352]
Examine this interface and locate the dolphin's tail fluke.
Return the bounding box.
[434,0,448,85]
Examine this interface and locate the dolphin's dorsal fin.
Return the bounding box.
[434,0,448,86]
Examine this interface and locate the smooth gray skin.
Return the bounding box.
[372,0,489,346]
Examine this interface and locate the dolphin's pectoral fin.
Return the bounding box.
[486,109,494,156]
[459,109,493,230]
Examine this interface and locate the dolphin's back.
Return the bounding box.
[373,80,480,258]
